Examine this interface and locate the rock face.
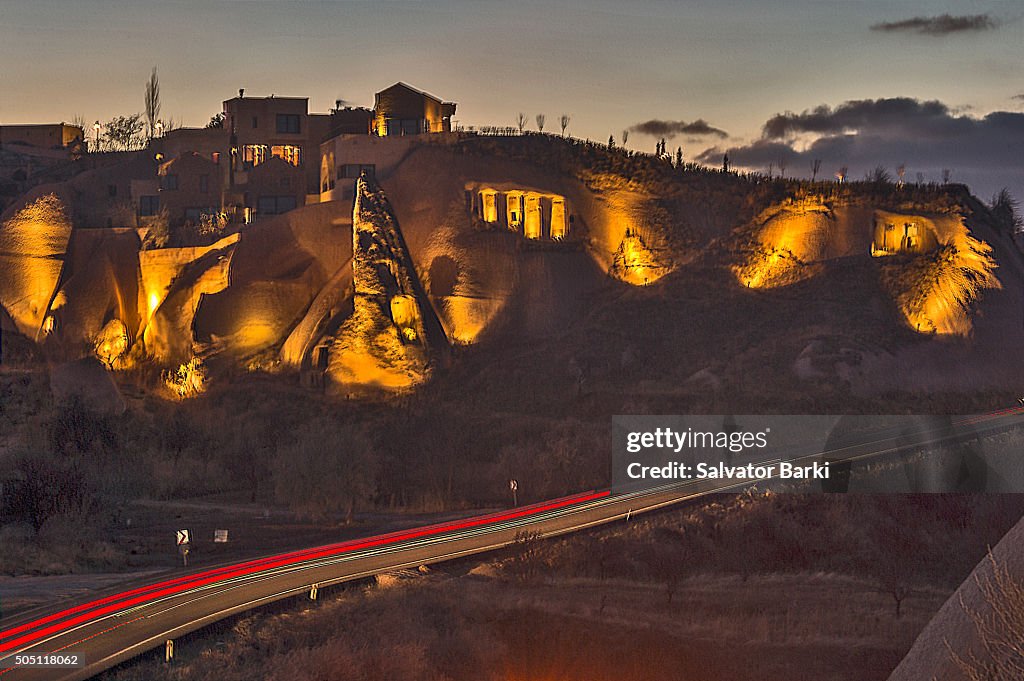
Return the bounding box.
[880,230,1000,336]
[889,516,1024,681]
[327,177,446,391]
[733,195,1000,336]
[609,229,669,285]
[0,194,72,339]
[143,244,236,364]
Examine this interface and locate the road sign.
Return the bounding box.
[214,529,229,543]
[175,529,191,546]
[509,479,518,491]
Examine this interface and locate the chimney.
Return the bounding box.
[239,88,245,99]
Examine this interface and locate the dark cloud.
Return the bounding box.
[871,13,998,36]
[698,98,1024,202]
[762,98,955,139]
[1013,94,1024,102]
[629,119,727,139]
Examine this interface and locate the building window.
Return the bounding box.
[252,116,258,129]
[184,208,203,224]
[107,184,117,197]
[199,174,209,193]
[256,195,298,217]
[340,164,375,179]
[139,195,160,216]
[270,144,302,166]
[161,174,178,191]
[242,144,268,169]
[276,114,301,134]
[384,119,426,136]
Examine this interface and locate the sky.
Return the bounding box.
[1,0,1022,199]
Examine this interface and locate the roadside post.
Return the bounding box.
[509,479,518,507]
[176,529,191,567]
[165,639,174,663]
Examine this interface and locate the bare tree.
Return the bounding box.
[777,158,787,179]
[897,164,906,188]
[144,67,161,140]
[535,113,545,133]
[516,112,527,134]
[560,114,570,136]
[103,114,146,151]
[942,168,953,184]
[991,188,1023,234]
[867,165,892,184]
[621,130,629,146]
[811,159,822,182]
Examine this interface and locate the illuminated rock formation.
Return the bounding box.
[327,177,446,390]
[44,228,143,362]
[467,184,571,241]
[93,318,130,368]
[872,210,999,335]
[279,263,353,368]
[882,240,1000,336]
[0,194,72,339]
[143,243,237,363]
[871,211,941,256]
[194,202,352,363]
[733,197,841,289]
[609,228,669,286]
[138,233,241,329]
[735,195,1000,336]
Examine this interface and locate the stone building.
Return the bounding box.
[0,124,85,152]
[155,152,224,226]
[223,93,331,197]
[372,83,457,136]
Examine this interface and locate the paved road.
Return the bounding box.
[2,408,1022,681]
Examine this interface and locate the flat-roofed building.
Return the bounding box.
[0,123,85,150]
[223,93,331,196]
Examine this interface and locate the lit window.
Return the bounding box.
[242,145,268,168]
[270,145,302,166]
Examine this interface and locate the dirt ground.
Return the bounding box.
[101,568,946,681]
[0,492,495,615]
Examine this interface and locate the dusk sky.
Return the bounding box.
[2,0,1022,196]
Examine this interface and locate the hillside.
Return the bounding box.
[1,134,1020,403]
